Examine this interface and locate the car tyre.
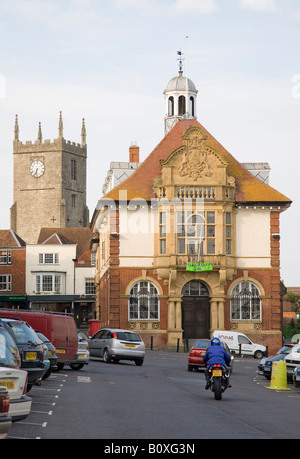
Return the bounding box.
[135,359,143,366]
[69,363,85,370]
[103,349,111,363]
[188,364,193,371]
[254,350,263,359]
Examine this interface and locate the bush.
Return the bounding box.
[283,323,300,340]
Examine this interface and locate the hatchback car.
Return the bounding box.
[0,322,32,421]
[188,339,233,372]
[0,318,45,390]
[88,328,145,366]
[35,330,58,377]
[284,344,300,382]
[69,331,90,370]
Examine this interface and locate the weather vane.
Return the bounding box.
[177,50,184,73]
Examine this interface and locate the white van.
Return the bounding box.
[212,330,266,359]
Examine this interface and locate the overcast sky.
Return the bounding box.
[0,0,299,285]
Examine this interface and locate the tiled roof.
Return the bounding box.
[38,227,93,258]
[0,230,26,247]
[102,118,291,205]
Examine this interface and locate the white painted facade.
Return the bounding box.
[236,208,271,268]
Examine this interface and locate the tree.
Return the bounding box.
[285,292,300,317]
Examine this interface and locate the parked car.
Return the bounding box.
[88,328,145,366]
[0,310,78,372]
[258,349,292,380]
[293,366,300,387]
[0,321,32,421]
[276,344,294,354]
[69,331,90,370]
[0,318,45,390]
[188,339,234,372]
[284,344,300,381]
[0,386,11,439]
[212,330,266,359]
[35,331,57,376]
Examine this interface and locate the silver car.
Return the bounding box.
[88,328,145,366]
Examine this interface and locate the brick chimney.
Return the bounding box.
[129,142,139,162]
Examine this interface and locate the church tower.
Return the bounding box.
[10,113,89,243]
[163,51,198,135]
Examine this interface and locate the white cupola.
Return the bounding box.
[163,55,198,135]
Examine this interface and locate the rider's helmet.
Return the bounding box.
[211,337,221,346]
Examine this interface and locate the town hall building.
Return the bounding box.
[91,67,291,355]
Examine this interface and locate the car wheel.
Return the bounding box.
[188,365,193,371]
[254,350,263,359]
[53,363,65,372]
[135,359,143,366]
[103,349,111,363]
[69,363,85,370]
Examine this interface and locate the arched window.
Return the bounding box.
[190,96,195,116]
[230,281,261,321]
[129,281,159,320]
[168,96,174,116]
[182,280,209,296]
[178,95,186,115]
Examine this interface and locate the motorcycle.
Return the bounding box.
[207,363,230,400]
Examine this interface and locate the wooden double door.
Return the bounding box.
[182,296,210,340]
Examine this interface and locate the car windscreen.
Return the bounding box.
[116,332,141,342]
[7,321,41,346]
[194,340,211,348]
[0,329,20,369]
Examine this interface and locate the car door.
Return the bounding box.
[98,330,112,357]
[88,330,104,357]
[237,334,253,356]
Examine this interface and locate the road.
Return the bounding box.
[7,351,300,441]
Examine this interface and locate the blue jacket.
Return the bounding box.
[203,345,231,367]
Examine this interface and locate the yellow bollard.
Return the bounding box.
[267,360,292,391]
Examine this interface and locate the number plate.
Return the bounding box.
[26,352,37,360]
[296,376,300,381]
[0,381,15,390]
[124,344,136,348]
[78,354,86,359]
[56,349,66,354]
[212,369,222,377]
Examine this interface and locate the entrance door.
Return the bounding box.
[182,297,210,340]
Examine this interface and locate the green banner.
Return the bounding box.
[186,262,213,272]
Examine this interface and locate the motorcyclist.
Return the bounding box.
[203,337,231,390]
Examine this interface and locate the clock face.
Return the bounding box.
[30,160,45,178]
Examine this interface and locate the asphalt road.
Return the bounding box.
[7,351,300,441]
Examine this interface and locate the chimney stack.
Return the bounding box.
[129,142,139,163]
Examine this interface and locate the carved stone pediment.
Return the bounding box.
[160,126,228,185]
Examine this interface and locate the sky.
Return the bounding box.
[0,0,299,286]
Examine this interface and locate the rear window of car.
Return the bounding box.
[116,332,141,342]
[0,328,20,369]
[194,340,211,348]
[6,321,41,346]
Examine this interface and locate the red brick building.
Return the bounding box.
[91,71,291,355]
[0,230,26,308]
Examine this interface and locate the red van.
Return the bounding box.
[0,310,79,371]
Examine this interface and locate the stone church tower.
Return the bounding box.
[10,112,89,243]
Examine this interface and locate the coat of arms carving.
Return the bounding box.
[179,131,212,180]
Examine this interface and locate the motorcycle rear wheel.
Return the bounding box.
[213,377,222,400]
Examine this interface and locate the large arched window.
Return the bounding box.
[230,281,261,321]
[129,281,159,320]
